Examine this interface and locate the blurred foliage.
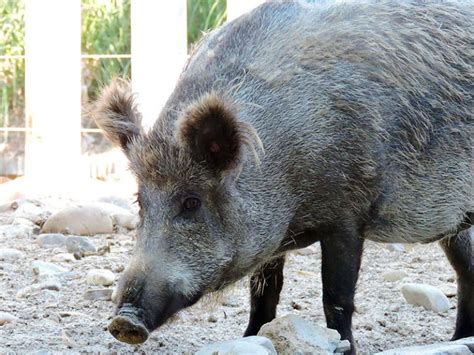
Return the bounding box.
[188,0,226,47]
[1,0,227,129]
[0,0,25,128]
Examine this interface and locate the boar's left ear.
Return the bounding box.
[176,94,261,173]
[92,79,143,155]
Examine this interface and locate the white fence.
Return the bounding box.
[2,0,265,184]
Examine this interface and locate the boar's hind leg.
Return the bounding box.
[440,228,474,340]
[244,256,285,336]
[321,235,364,354]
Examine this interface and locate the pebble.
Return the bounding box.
[65,236,96,254]
[92,202,138,230]
[32,260,68,276]
[197,336,277,355]
[0,224,33,238]
[382,270,408,282]
[258,314,344,354]
[401,283,450,313]
[17,280,61,298]
[86,269,115,286]
[13,202,46,225]
[0,248,24,262]
[42,204,114,235]
[0,311,18,325]
[37,233,67,248]
[51,253,76,263]
[377,341,472,354]
[83,288,113,301]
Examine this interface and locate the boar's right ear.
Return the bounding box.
[92,80,143,154]
[176,93,262,174]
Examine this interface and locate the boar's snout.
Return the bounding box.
[109,304,149,344]
[109,272,203,344]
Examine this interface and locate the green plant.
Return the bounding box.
[188,0,226,47]
[0,0,25,129]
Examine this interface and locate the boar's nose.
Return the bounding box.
[108,304,149,344]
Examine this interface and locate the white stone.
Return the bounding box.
[13,202,46,224]
[37,233,67,248]
[383,270,408,282]
[452,337,474,352]
[376,342,472,354]
[32,260,68,276]
[0,248,24,262]
[65,236,96,253]
[86,269,115,286]
[401,283,450,313]
[83,288,113,301]
[196,336,276,355]
[92,202,138,230]
[42,204,114,236]
[16,280,61,298]
[51,253,76,263]
[0,312,18,325]
[0,224,33,238]
[258,314,342,354]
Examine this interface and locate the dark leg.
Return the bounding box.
[440,228,474,340]
[321,235,364,354]
[244,256,285,336]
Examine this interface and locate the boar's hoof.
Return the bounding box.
[109,314,149,344]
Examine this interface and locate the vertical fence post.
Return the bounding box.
[24,0,82,187]
[227,0,265,21]
[131,1,187,129]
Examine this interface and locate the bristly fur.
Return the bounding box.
[92,79,143,152]
[175,92,263,173]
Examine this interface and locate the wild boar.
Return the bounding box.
[93,1,473,352]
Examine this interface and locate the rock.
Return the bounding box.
[401,283,450,313]
[376,342,472,354]
[83,288,113,301]
[92,202,138,230]
[438,284,458,298]
[51,253,76,263]
[452,337,474,352]
[86,269,115,286]
[65,236,96,254]
[0,312,18,325]
[196,336,277,355]
[17,280,61,298]
[386,243,406,252]
[37,233,67,248]
[383,270,408,282]
[41,205,114,236]
[12,217,37,227]
[0,248,24,262]
[32,260,68,276]
[258,314,342,354]
[13,202,46,225]
[111,287,118,304]
[335,340,351,353]
[0,224,33,238]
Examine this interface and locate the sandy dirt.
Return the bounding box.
[0,190,460,354]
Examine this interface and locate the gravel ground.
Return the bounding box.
[0,192,459,354]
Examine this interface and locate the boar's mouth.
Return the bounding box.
[109,291,202,344]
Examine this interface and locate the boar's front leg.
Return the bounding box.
[244,256,285,336]
[440,228,474,340]
[321,233,364,354]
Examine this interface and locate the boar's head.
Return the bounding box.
[93,80,266,344]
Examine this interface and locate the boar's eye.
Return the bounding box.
[182,196,201,212]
